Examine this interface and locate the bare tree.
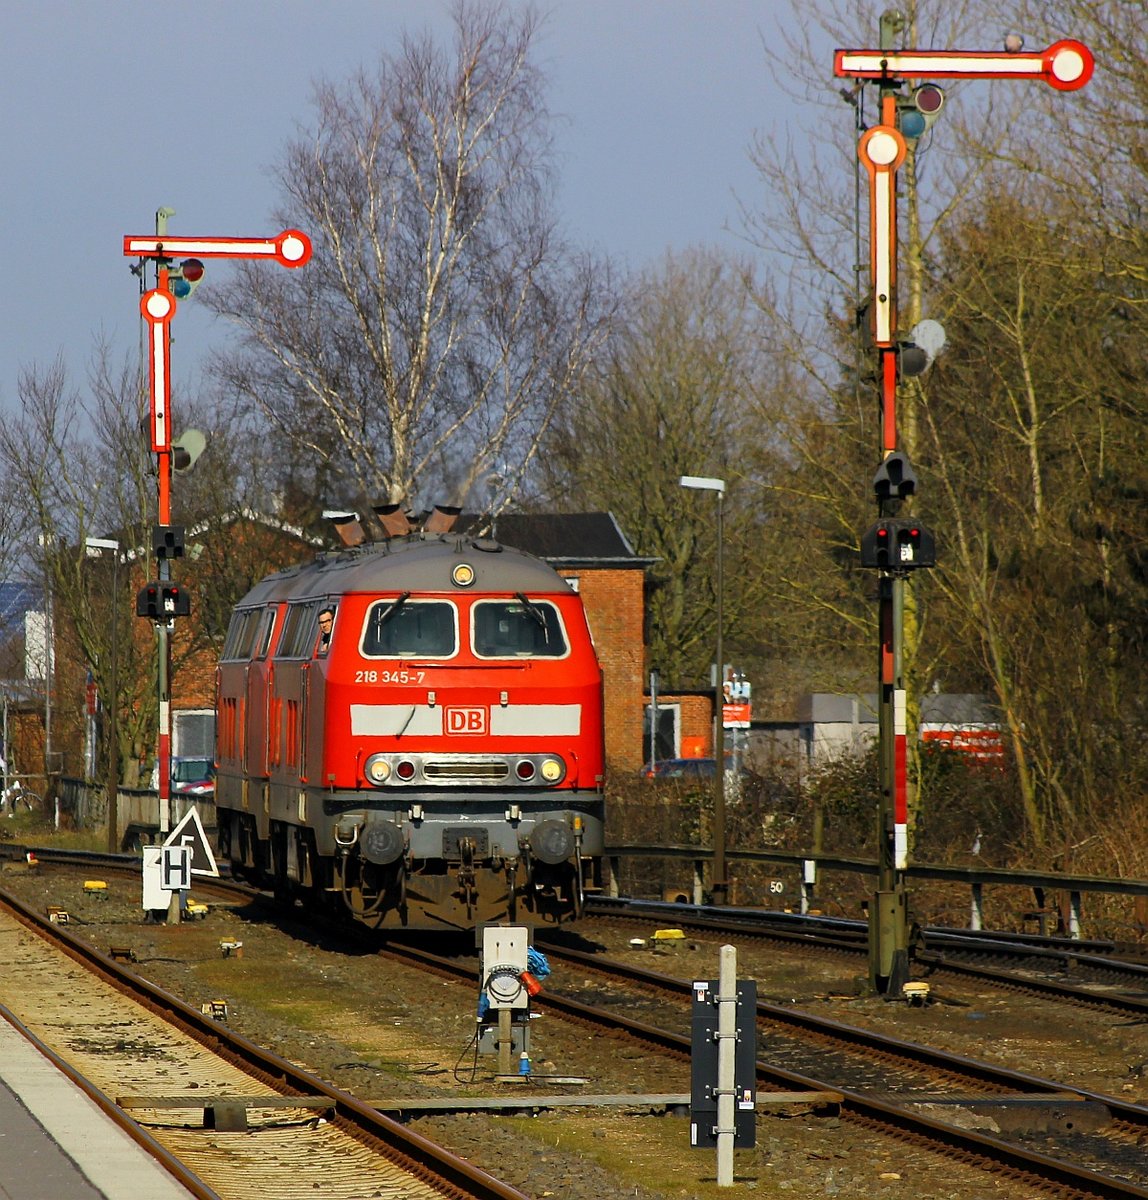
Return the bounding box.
[211,1,610,517]
[0,354,157,784]
[540,248,793,691]
[0,350,280,788]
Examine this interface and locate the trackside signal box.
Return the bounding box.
[860,519,936,570]
[690,977,757,1148]
[136,582,191,619]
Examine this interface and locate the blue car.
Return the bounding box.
[640,758,718,779]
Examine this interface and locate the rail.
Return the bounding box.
[603,843,1148,939]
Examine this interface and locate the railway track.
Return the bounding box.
[0,884,528,1200]
[6,844,1148,1197]
[585,895,1148,1017]
[377,933,1148,1199]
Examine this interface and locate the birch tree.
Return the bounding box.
[211,2,609,518]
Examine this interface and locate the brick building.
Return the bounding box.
[491,513,654,772]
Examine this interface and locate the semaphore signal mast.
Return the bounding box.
[835,16,1092,995]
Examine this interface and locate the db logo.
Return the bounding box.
[446,706,487,735]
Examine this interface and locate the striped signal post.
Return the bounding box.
[835,28,1092,995]
[124,216,311,847]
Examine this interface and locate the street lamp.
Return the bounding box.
[679,474,727,904]
[85,537,120,853]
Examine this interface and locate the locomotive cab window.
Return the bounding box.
[472,598,568,658]
[255,608,278,659]
[222,609,260,661]
[276,602,320,659]
[362,597,457,657]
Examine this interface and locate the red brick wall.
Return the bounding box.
[557,566,646,773]
[648,692,715,759]
[172,623,217,708]
[678,694,715,756]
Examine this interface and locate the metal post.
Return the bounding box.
[649,668,659,771]
[497,1008,513,1077]
[680,475,728,905]
[109,550,119,852]
[713,491,726,903]
[715,944,736,1187]
[87,539,121,852]
[1069,891,1082,939]
[2,697,8,804]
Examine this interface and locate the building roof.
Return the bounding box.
[0,582,41,634]
[486,512,654,567]
[920,693,1001,725]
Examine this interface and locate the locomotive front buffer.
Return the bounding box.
[330,801,603,930]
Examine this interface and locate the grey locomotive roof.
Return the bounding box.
[236,534,573,609]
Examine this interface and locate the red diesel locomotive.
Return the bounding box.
[214,511,606,930]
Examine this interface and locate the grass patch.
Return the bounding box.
[502,1113,761,1197]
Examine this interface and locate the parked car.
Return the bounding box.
[640,757,718,779]
[640,756,761,781]
[170,756,215,799]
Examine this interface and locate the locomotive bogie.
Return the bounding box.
[214,530,607,929]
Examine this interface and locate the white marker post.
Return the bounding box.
[715,944,737,1187]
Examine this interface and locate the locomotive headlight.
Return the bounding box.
[539,757,564,783]
[451,562,476,587]
[364,754,391,786]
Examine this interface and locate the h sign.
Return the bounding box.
[161,845,192,892]
[446,706,487,735]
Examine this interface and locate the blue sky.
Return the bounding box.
[1,2,819,412]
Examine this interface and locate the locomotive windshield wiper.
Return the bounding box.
[375,591,411,626]
[515,592,549,632]
[513,592,549,643]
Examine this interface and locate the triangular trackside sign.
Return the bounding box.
[162,806,219,877]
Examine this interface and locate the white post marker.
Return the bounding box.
[716,944,737,1187]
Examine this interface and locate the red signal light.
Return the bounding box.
[914,83,944,114]
[181,258,205,282]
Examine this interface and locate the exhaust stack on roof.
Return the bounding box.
[373,503,414,538]
[424,504,462,534]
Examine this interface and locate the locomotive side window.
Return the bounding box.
[222,609,260,661]
[276,602,319,659]
[472,598,568,658]
[362,598,456,657]
[255,608,278,659]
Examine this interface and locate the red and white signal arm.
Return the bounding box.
[857,124,906,348]
[123,229,313,268]
[140,288,176,451]
[834,40,1093,91]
